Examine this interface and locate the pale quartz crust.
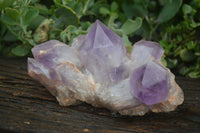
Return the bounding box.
[28,40,184,116]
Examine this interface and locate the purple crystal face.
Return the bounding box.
[131,40,164,63]
[79,20,126,83]
[32,40,81,69]
[71,35,86,50]
[31,40,82,80]
[109,64,129,82]
[130,61,169,105]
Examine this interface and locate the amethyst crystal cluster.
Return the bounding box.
[28,20,184,116]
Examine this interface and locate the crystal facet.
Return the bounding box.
[28,20,184,116]
[129,40,169,105]
[131,40,164,64]
[32,40,82,69]
[79,20,126,84]
[130,61,169,105]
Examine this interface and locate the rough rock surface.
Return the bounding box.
[28,20,184,116]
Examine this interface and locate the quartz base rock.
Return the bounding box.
[28,20,184,116]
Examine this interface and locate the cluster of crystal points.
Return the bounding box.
[28,20,184,116]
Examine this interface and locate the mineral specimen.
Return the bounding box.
[28,20,184,116]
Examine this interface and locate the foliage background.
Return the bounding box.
[0,0,199,78]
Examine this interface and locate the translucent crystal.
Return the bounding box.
[28,40,84,106]
[32,40,82,69]
[130,61,169,105]
[131,40,164,64]
[71,35,86,50]
[79,20,126,84]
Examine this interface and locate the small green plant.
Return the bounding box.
[159,2,200,78]
[0,0,39,56]
[0,0,199,78]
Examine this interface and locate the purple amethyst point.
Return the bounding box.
[79,20,126,84]
[130,61,169,105]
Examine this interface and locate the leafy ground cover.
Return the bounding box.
[0,0,199,78]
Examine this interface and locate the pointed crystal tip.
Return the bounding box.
[78,20,126,84]
[130,61,169,105]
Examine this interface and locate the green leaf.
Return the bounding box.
[111,2,118,12]
[0,0,15,10]
[82,0,94,15]
[99,7,110,15]
[111,28,123,36]
[1,14,16,25]
[60,0,83,16]
[60,31,68,43]
[188,71,200,78]
[179,66,191,76]
[161,56,167,67]
[174,46,183,57]
[3,30,18,42]
[121,17,142,35]
[80,21,91,30]
[190,20,200,28]
[159,40,169,52]
[29,15,46,29]
[53,0,61,6]
[122,2,147,18]
[157,0,182,23]
[5,8,20,22]
[141,19,151,39]
[73,2,82,16]
[34,3,49,16]
[186,41,196,50]
[122,34,132,46]
[49,28,62,40]
[177,35,182,42]
[108,12,118,28]
[53,6,79,29]
[0,20,7,36]
[60,25,78,43]
[195,52,200,56]
[180,49,195,62]
[182,4,193,15]
[90,0,108,16]
[1,8,20,25]
[166,58,178,69]
[11,45,30,57]
[22,8,39,25]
